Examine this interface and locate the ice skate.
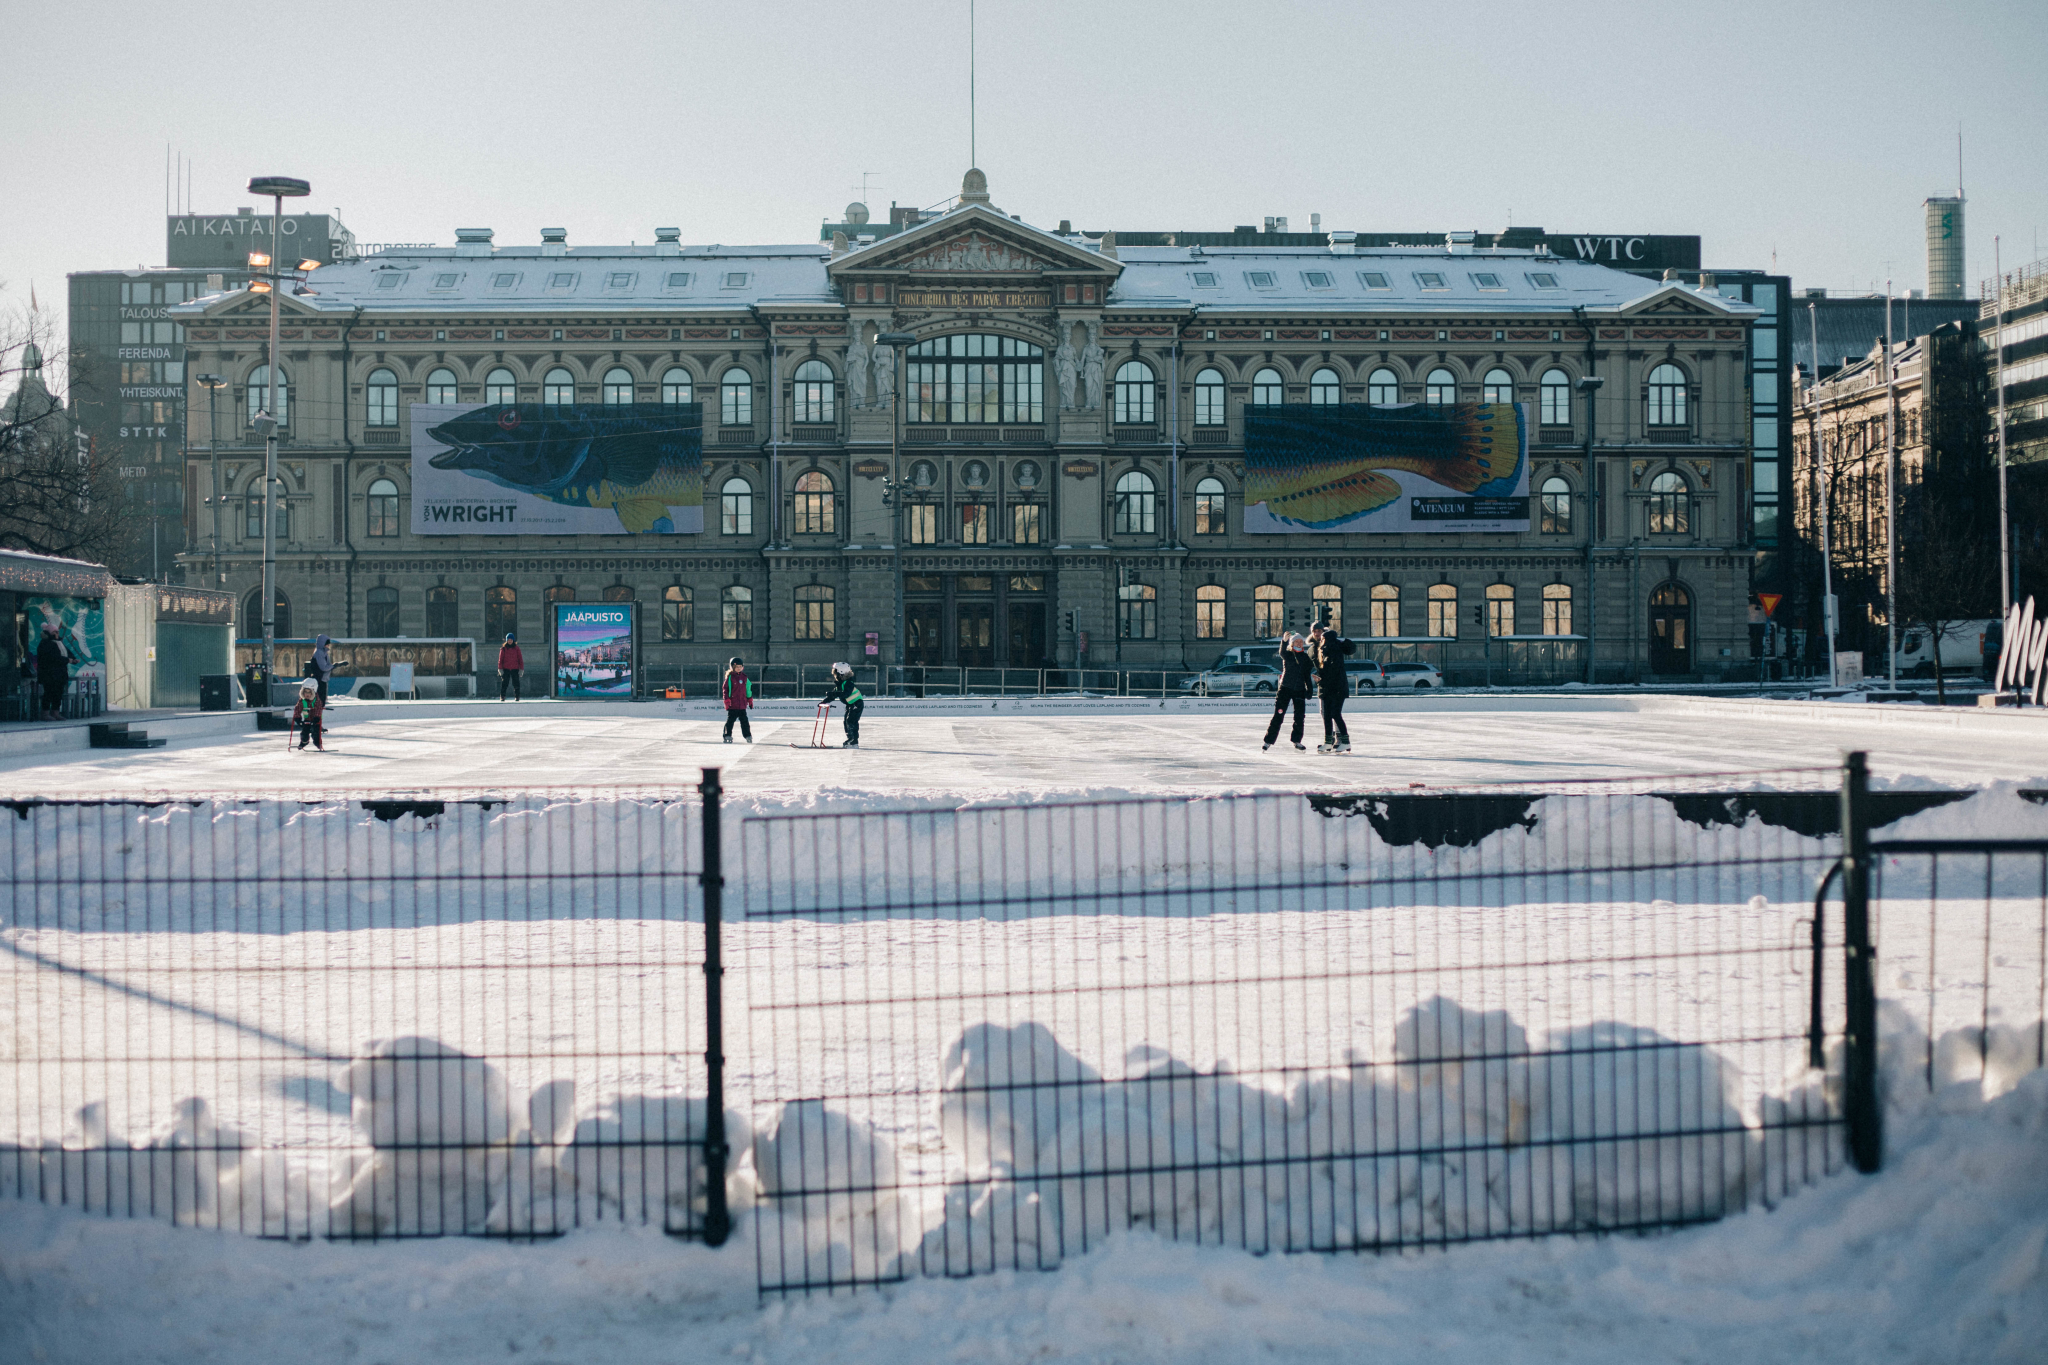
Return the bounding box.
[1292,741,1307,750]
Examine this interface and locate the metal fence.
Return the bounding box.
[740,767,1866,1294]
[0,779,729,1243]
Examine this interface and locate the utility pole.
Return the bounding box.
[1995,237,2012,615]
[1884,282,1899,691]
[246,175,311,694]
[196,374,226,585]
[1576,370,1605,684]
[1807,304,1838,687]
[874,332,918,691]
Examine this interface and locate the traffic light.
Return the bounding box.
[1064,611,1076,633]
[1472,604,1484,626]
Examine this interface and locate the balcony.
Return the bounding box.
[1112,426,1159,445]
[1191,428,1230,444]
[899,427,1047,444]
[362,429,403,446]
[717,428,756,444]
[788,425,837,443]
[1538,426,1575,446]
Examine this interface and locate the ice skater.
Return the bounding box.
[721,656,754,743]
[34,621,70,722]
[291,680,325,751]
[1262,634,1314,751]
[496,634,524,701]
[828,661,864,747]
[1309,622,1353,753]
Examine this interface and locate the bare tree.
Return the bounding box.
[0,285,126,562]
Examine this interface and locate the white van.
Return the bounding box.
[1897,621,1996,677]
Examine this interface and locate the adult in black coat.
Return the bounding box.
[1262,635,1315,750]
[1309,623,1354,752]
[35,623,70,722]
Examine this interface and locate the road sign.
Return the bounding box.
[1758,593,1783,617]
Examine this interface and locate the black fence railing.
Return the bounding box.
[0,781,727,1243]
[740,768,1858,1294]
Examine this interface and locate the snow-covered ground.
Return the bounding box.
[3,705,2046,1360]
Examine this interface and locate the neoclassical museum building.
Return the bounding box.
[172,170,1764,686]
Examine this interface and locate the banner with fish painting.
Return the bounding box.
[1242,402,1528,534]
[410,403,704,536]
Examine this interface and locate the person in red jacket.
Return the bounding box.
[496,634,524,701]
[721,656,753,743]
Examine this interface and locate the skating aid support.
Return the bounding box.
[790,700,832,749]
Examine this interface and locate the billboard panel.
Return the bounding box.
[1243,402,1529,534]
[553,604,636,700]
[410,402,703,536]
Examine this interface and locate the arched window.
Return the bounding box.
[1481,368,1515,404]
[484,585,517,643]
[484,367,517,405]
[1313,583,1342,633]
[663,585,694,641]
[366,586,400,637]
[424,368,457,405]
[1117,583,1157,640]
[1425,368,1457,406]
[1542,583,1573,636]
[425,585,458,637]
[1114,361,1155,425]
[602,366,634,405]
[661,367,693,406]
[602,584,634,603]
[720,368,753,426]
[794,469,834,535]
[1195,584,1227,639]
[1486,582,1515,637]
[906,333,1044,424]
[241,587,290,640]
[720,477,753,536]
[1254,584,1284,638]
[793,359,835,424]
[1540,476,1573,534]
[1194,476,1226,535]
[1367,368,1401,405]
[1113,469,1156,535]
[794,584,835,640]
[1193,368,1225,426]
[1427,583,1458,637]
[243,484,287,540]
[722,585,754,641]
[1250,367,1284,406]
[1370,583,1400,637]
[1647,364,1689,427]
[1309,367,1341,405]
[365,368,399,427]
[367,477,400,537]
[542,367,575,406]
[1648,470,1691,534]
[246,364,288,426]
[1540,369,1572,427]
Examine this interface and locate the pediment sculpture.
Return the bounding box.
[902,231,1044,273]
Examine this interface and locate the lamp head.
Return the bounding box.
[247,176,311,198]
[875,332,919,347]
[296,259,322,272]
[247,251,271,268]
[195,373,225,389]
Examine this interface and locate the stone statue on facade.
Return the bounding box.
[1080,320,1106,412]
[1053,322,1080,410]
[870,342,896,409]
[844,327,872,409]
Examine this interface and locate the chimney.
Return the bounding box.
[655,226,681,256]
[1058,219,1072,235]
[455,227,493,256]
[1448,231,1475,255]
[1662,268,1680,282]
[1329,230,1357,255]
[1697,272,1716,290]
[1311,212,1321,234]
[540,227,567,256]
[1099,230,1118,261]
[831,230,848,260]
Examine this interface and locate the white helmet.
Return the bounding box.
[832,661,852,677]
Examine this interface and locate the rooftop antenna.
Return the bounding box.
[969,0,977,169]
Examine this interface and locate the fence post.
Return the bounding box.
[697,765,733,1244]
[1840,750,1883,1172]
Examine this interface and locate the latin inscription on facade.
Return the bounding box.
[895,289,1053,310]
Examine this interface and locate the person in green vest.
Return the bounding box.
[828,661,864,748]
[720,656,754,744]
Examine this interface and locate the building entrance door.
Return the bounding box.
[1648,582,1692,675]
[956,603,995,668]
[906,603,943,666]
[1008,602,1047,668]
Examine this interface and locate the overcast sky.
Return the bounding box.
[7,0,2047,353]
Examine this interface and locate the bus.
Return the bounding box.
[234,637,478,699]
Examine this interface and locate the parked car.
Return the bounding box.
[1180,661,1283,695]
[1379,661,1443,689]
[1205,644,1282,671]
[1346,658,1388,689]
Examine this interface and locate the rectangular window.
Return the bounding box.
[432,273,460,289]
[722,590,754,641]
[492,272,519,288]
[1358,272,1390,289]
[721,485,753,535]
[1370,587,1400,638]
[606,272,634,289]
[665,272,692,289]
[1118,585,1157,640]
[1301,270,1333,288]
[1245,271,1277,289]
[1254,587,1284,639]
[722,272,749,288]
[1415,272,1447,289]
[960,503,991,544]
[1011,503,1041,544]
[907,504,938,545]
[908,334,1044,424]
[376,274,403,289]
[1527,272,1560,289]
[1486,585,1514,638]
[662,590,693,641]
[1470,272,1504,289]
[793,587,835,640]
[1196,587,1227,639]
[1190,271,1218,287]
[1313,585,1342,634]
[549,272,576,288]
[1427,585,1458,637]
[1542,584,1573,637]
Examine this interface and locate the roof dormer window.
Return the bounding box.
[1301,270,1334,289]
[375,274,403,290]
[1190,271,1218,288]
[1358,271,1391,289]
[1415,272,1448,290]
[491,272,520,288]
[431,272,461,289]
[665,271,694,289]
[605,272,635,290]
[1245,270,1277,289]
[1527,272,1561,289]
[1470,272,1504,290]
[721,271,750,289]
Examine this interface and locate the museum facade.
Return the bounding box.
[172,171,1764,687]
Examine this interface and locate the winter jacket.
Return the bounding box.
[35,636,70,689]
[1276,649,1315,696]
[498,642,525,672]
[307,636,334,682]
[830,675,864,706]
[1313,635,1355,699]
[721,670,753,709]
[292,695,323,725]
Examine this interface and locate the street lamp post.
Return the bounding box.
[872,331,918,691]
[1576,374,1605,684]
[245,175,311,696]
[195,373,227,585]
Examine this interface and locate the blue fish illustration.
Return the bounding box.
[426,403,702,533]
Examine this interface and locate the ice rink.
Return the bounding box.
[5,693,2048,796]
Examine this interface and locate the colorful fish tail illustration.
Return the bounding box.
[1244,402,1525,530]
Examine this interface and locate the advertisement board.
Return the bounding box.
[553,604,636,700]
[1243,402,1529,534]
[410,402,704,536]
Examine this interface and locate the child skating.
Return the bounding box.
[720,656,754,743]
[828,661,864,747]
[291,680,325,751]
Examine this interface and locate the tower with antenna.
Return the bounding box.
[1923,130,1965,300]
